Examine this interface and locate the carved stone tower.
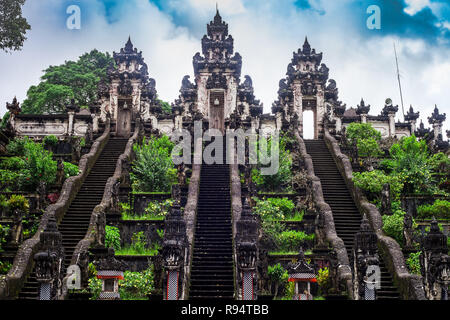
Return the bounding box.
[273,38,344,138]
[100,37,158,137]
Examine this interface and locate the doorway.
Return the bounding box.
[303,110,315,140]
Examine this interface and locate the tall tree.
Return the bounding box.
[21,50,115,114]
[0,0,31,52]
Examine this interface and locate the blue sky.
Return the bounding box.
[0,0,448,134]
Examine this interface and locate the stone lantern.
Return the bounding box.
[287,249,316,300]
[95,248,127,300]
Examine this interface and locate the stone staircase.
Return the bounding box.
[18,138,128,300]
[304,139,400,300]
[189,163,234,300]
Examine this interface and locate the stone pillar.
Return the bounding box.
[353,215,380,300]
[361,114,367,124]
[162,188,187,300]
[420,218,450,300]
[34,215,64,300]
[388,113,396,138]
[67,99,78,136]
[235,200,259,300]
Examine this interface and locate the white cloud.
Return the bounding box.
[404,0,431,16]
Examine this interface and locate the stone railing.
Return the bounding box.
[0,118,111,299]
[294,131,354,298]
[65,120,143,295]
[182,138,202,299]
[230,162,242,299]
[324,129,426,300]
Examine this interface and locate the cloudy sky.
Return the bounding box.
[0,0,449,135]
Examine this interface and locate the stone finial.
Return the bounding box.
[428,105,446,125]
[6,96,21,115]
[356,98,371,115]
[382,98,399,115]
[405,105,420,122]
[66,99,78,113]
[415,120,431,138]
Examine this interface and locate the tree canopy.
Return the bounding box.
[21,50,114,114]
[0,0,31,52]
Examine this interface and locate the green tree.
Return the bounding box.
[21,50,114,114]
[386,135,434,194]
[0,0,31,52]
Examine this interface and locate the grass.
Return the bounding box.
[121,212,165,221]
[115,246,160,256]
[268,250,312,256]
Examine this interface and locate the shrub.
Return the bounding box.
[356,137,383,159]
[131,136,177,192]
[6,137,32,156]
[268,263,289,298]
[317,267,331,295]
[0,261,12,274]
[417,200,450,220]
[386,135,434,194]
[119,267,154,300]
[406,252,422,275]
[63,162,79,178]
[276,230,314,252]
[88,277,102,300]
[7,195,29,214]
[267,198,295,218]
[23,139,57,188]
[105,225,121,251]
[352,170,404,200]
[382,210,408,246]
[144,199,173,218]
[251,136,293,192]
[0,157,26,170]
[346,123,381,146]
[43,135,58,146]
[0,224,10,252]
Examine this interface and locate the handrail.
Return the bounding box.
[0,118,111,299]
[294,131,354,298]
[65,120,143,296]
[324,129,426,300]
[230,161,242,299]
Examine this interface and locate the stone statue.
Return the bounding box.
[56,160,65,187]
[380,183,392,215]
[403,212,414,249]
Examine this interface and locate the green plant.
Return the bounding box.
[88,277,102,300]
[144,199,173,218]
[0,224,10,252]
[251,136,293,192]
[417,200,450,220]
[356,137,383,159]
[7,194,29,213]
[352,170,404,201]
[0,261,12,274]
[105,225,121,251]
[283,281,296,300]
[346,123,381,146]
[0,157,26,170]
[131,136,177,192]
[382,209,410,246]
[276,230,314,252]
[317,267,331,295]
[385,135,434,194]
[23,139,57,188]
[119,267,154,300]
[6,137,31,156]
[43,135,58,146]
[157,229,164,239]
[63,162,79,178]
[406,252,422,275]
[268,263,289,298]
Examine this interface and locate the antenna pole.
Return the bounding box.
[394,42,405,120]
